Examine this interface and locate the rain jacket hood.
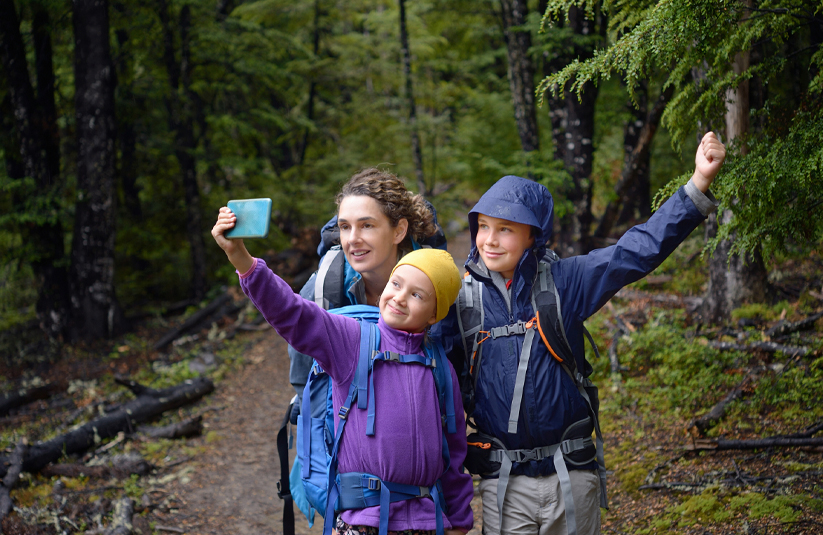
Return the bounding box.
[468,175,554,264]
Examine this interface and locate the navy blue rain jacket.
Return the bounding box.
[431,175,715,477]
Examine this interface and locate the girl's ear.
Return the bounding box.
[393,218,409,244]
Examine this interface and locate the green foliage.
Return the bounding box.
[123,474,143,500]
[617,309,750,414]
[730,300,792,322]
[710,107,823,259]
[651,487,823,530]
[727,355,823,432]
[540,0,823,258]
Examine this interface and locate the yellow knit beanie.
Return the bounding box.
[391,248,461,323]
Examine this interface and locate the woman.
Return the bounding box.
[288,168,444,400]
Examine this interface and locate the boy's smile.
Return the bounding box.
[475,214,535,280]
[379,264,438,333]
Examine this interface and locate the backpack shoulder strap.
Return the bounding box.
[424,340,457,434]
[314,246,346,310]
[532,252,608,509]
[455,273,484,391]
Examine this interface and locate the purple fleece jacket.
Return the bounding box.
[239,258,473,532]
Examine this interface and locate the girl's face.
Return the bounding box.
[337,195,408,279]
[379,264,437,333]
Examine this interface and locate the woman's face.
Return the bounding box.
[337,195,408,279]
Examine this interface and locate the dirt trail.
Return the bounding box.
[160,231,482,535]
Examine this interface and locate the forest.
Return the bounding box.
[1,0,822,533]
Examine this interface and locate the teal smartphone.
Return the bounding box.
[225,198,272,239]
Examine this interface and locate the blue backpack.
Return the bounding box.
[284,305,457,535]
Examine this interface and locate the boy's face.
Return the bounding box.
[379,264,438,333]
[475,214,535,280]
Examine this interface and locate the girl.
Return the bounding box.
[212,213,473,535]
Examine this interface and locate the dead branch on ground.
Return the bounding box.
[613,288,703,313]
[708,340,810,358]
[0,383,60,416]
[0,440,27,523]
[765,310,823,339]
[153,293,233,350]
[137,415,203,439]
[687,366,766,436]
[0,377,213,479]
[103,498,134,535]
[688,436,823,451]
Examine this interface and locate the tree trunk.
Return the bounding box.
[616,81,651,226]
[500,0,539,155]
[0,93,26,182]
[298,0,321,166]
[703,29,768,322]
[32,5,60,180]
[593,84,673,241]
[179,5,207,301]
[70,0,124,340]
[0,0,71,339]
[112,9,143,221]
[157,0,207,301]
[543,6,598,256]
[398,0,426,195]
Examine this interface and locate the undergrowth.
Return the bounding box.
[589,290,823,533]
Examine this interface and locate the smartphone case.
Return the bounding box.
[225,198,272,239]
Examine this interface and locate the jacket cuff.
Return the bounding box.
[237,257,258,279]
[683,179,719,216]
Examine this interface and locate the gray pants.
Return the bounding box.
[479,470,601,535]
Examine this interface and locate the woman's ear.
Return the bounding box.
[393,218,409,244]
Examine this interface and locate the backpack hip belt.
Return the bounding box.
[337,473,447,535]
[488,436,594,465]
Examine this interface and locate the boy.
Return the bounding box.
[432,132,725,535]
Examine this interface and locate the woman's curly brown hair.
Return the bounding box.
[336,168,437,247]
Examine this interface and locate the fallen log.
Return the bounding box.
[153,293,232,350]
[765,310,823,338]
[773,420,823,439]
[104,498,135,535]
[0,377,214,479]
[41,453,152,480]
[708,340,810,358]
[137,415,203,439]
[688,366,765,436]
[0,440,27,523]
[687,436,823,451]
[613,288,703,313]
[0,383,60,416]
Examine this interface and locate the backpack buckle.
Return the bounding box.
[384,352,401,362]
[339,406,350,420]
[276,481,291,500]
[366,477,381,490]
[510,449,536,463]
[490,322,527,339]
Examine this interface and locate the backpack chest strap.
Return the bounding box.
[488,320,529,339]
[365,351,439,436]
